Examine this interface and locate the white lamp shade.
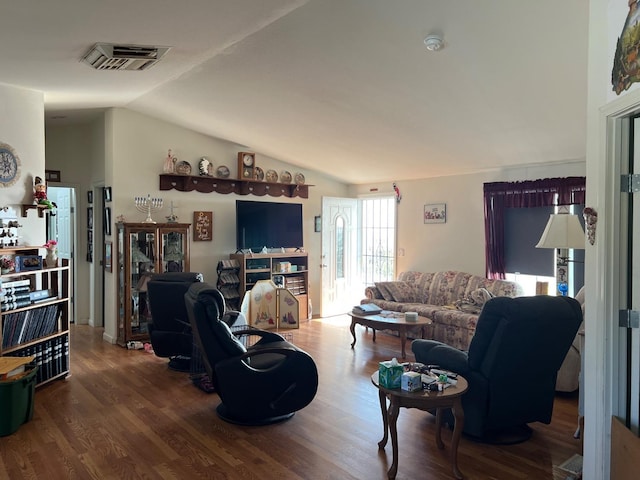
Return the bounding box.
[535,213,585,250]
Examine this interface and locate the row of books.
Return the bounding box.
[2,304,60,348]
[1,278,52,312]
[11,334,69,384]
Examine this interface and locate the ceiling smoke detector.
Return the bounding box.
[81,43,171,71]
[423,34,444,52]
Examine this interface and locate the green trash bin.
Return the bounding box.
[0,365,37,437]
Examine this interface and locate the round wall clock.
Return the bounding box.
[0,142,21,188]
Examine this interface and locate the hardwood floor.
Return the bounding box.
[0,317,581,479]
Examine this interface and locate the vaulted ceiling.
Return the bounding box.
[2,0,588,184]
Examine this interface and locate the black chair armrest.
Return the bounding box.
[232,328,286,344]
[412,339,470,375]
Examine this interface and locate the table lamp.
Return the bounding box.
[535,206,585,296]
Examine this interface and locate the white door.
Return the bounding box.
[321,197,359,317]
[47,186,76,324]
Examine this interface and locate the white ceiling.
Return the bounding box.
[2,0,588,185]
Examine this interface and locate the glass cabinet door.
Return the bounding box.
[129,228,156,337]
[117,226,125,343]
[160,227,189,273]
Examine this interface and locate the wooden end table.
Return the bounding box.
[371,371,468,479]
[350,311,432,359]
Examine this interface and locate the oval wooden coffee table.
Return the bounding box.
[371,371,468,479]
[349,311,432,359]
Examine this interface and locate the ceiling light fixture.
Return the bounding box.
[423,34,444,52]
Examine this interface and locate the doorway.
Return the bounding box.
[46,186,76,325]
[321,197,358,317]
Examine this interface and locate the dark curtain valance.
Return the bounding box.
[483,176,586,279]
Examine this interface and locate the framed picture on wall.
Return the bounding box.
[104,207,112,235]
[193,211,213,241]
[87,191,93,204]
[424,203,446,224]
[104,186,112,203]
[104,241,112,273]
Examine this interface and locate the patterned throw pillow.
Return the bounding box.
[375,281,417,303]
[375,282,395,301]
[454,288,494,314]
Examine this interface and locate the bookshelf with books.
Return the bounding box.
[0,246,70,386]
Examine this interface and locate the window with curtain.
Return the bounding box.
[484,177,586,280]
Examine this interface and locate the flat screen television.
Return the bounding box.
[236,200,303,252]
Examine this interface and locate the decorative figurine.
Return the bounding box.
[393,182,402,204]
[163,149,176,173]
[33,176,57,212]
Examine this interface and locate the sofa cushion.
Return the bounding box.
[427,271,473,306]
[375,281,417,303]
[374,282,395,301]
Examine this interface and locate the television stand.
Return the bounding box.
[230,251,310,321]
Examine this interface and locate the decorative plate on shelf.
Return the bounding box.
[175,160,192,175]
[254,167,265,181]
[294,172,306,185]
[265,169,278,183]
[280,170,292,184]
[216,165,230,178]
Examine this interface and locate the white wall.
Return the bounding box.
[99,108,348,342]
[0,83,46,246]
[350,161,585,277]
[584,1,639,478]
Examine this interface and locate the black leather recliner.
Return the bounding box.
[411,295,583,444]
[146,272,203,371]
[184,282,319,425]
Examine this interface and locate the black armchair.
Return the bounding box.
[184,282,319,425]
[411,295,583,444]
[146,272,203,371]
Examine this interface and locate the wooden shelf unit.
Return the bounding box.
[230,251,310,320]
[159,174,311,199]
[217,259,241,310]
[0,246,70,387]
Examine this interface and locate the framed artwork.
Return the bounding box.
[87,191,93,204]
[104,241,112,272]
[87,207,93,229]
[193,210,213,241]
[104,186,112,203]
[314,215,322,232]
[14,255,43,272]
[45,169,61,182]
[104,207,112,235]
[424,203,446,224]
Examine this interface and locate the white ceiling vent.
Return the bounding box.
[82,43,170,71]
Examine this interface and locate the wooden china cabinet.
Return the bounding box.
[116,222,190,346]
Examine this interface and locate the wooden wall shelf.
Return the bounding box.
[21,204,49,218]
[159,174,310,199]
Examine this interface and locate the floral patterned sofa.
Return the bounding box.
[362,271,523,351]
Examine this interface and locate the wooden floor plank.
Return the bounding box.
[0,316,581,479]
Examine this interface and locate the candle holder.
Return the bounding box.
[135,194,163,224]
